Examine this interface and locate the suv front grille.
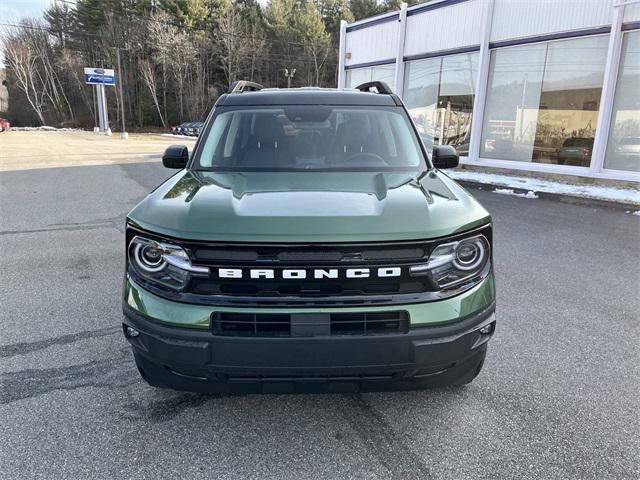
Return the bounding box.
[127,225,492,306]
[180,239,440,305]
[212,311,409,337]
[193,246,426,263]
[190,278,426,297]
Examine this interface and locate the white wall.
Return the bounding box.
[345,1,623,66]
[624,2,640,22]
[404,0,483,57]
[345,18,399,67]
[490,0,613,42]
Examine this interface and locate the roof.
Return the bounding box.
[216,88,400,107]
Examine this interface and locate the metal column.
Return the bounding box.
[337,20,348,89]
[590,2,625,175]
[96,83,109,133]
[393,2,408,97]
[467,0,495,162]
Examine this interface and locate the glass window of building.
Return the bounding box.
[605,30,640,172]
[480,35,609,167]
[346,64,396,91]
[403,52,478,156]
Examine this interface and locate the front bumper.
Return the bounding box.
[122,274,496,392]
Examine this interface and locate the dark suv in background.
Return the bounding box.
[557,137,594,166]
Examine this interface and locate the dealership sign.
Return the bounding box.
[83,67,115,85]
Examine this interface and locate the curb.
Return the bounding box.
[456,180,640,211]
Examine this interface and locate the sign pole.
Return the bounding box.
[84,67,116,135]
[96,84,105,132]
[102,83,110,134]
[92,85,98,132]
[116,48,127,139]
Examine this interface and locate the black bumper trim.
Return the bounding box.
[122,302,495,382]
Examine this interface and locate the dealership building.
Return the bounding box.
[337,0,640,182]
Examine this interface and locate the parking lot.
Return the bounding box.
[0,130,196,171]
[1,133,639,479]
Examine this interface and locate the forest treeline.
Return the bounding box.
[1,0,421,128]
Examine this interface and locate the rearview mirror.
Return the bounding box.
[162,145,189,169]
[432,145,459,169]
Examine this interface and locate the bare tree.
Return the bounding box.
[147,11,176,123]
[218,4,252,86]
[298,3,331,86]
[2,29,48,124]
[247,23,267,81]
[140,59,166,128]
[23,23,74,120]
[170,34,197,119]
[57,48,95,118]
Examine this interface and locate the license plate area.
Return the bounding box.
[290,313,330,337]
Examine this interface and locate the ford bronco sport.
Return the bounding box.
[122,80,496,393]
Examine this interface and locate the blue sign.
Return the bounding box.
[84,67,116,85]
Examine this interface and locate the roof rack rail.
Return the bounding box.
[355,81,393,95]
[228,80,265,94]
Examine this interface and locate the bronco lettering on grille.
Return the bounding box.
[217,267,402,280]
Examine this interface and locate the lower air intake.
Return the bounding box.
[212,311,409,337]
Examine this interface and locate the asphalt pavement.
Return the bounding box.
[1,161,639,479]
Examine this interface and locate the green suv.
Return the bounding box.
[122,81,495,393]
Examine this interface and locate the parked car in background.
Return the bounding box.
[483,134,512,156]
[179,122,196,136]
[171,122,191,136]
[171,121,205,136]
[188,121,204,137]
[613,136,640,165]
[557,137,594,167]
[0,117,10,132]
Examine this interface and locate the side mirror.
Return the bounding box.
[432,145,459,169]
[162,145,189,169]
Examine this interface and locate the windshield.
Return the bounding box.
[194,106,426,172]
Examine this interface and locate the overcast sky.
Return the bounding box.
[1,0,60,23]
[1,0,62,65]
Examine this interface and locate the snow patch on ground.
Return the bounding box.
[633,211,640,216]
[493,188,539,199]
[448,170,640,205]
[160,133,195,140]
[11,126,85,132]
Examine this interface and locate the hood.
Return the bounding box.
[128,170,491,242]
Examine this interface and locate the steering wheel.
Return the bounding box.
[345,152,387,166]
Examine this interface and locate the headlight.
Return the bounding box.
[128,236,208,290]
[453,236,487,271]
[133,241,165,272]
[410,234,490,289]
